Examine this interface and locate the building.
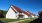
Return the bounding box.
[30,13,38,18]
[6,5,31,19]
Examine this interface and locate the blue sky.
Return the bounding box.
[0,0,42,15]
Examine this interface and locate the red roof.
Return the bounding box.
[11,7,16,12]
[11,5,23,12]
[31,13,36,16]
[11,5,31,16]
[23,11,31,16]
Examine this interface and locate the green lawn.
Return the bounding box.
[0,18,37,23]
[18,18,37,23]
[18,20,32,23]
[0,18,26,22]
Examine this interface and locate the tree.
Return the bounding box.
[0,10,5,18]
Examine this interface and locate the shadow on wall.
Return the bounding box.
[29,11,42,23]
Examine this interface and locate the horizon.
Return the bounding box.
[0,0,42,15]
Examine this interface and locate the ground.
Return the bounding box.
[18,18,36,23]
[0,18,24,22]
[0,18,37,23]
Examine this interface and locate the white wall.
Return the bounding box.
[6,7,17,19]
[35,16,38,18]
[22,13,29,18]
[31,15,35,18]
[24,15,28,18]
[15,12,19,18]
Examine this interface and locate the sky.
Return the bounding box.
[0,0,42,15]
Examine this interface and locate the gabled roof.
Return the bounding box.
[31,13,36,16]
[11,5,31,16]
[25,11,31,15]
[11,5,23,12]
[23,11,31,16]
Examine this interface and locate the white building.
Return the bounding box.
[6,5,31,19]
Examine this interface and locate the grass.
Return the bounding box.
[18,20,32,23]
[0,18,37,23]
[0,18,24,22]
[18,18,37,23]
